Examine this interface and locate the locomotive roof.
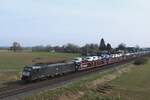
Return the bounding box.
[27,62,73,69]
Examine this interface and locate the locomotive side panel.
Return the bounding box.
[61,63,76,74]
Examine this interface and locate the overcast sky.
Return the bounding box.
[0,0,150,47]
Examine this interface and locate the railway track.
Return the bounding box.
[0,59,135,100]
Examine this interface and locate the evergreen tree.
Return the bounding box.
[106,43,112,51]
[99,38,106,51]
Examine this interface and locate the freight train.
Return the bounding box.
[21,51,150,82]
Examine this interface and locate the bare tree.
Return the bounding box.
[10,42,22,52]
[117,43,126,50]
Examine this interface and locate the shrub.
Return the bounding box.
[133,58,148,65]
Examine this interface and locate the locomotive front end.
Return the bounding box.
[21,67,32,81]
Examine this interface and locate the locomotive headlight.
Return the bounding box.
[22,72,30,76]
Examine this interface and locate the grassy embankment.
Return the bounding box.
[0,51,79,87]
[110,58,150,100]
[23,58,150,100]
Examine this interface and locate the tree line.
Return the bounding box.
[29,38,113,55]
[8,38,144,55]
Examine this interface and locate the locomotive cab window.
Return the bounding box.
[24,67,32,72]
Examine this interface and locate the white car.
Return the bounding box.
[118,53,123,57]
[92,56,99,61]
[125,53,131,56]
[101,54,110,59]
[98,56,102,60]
[85,57,94,61]
[72,57,82,63]
[111,54,115,58]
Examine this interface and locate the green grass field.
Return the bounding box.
[110,58,150,100]
[0,52,79,87]
[0,52,79,70]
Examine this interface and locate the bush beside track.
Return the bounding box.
[133,57,148,65]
